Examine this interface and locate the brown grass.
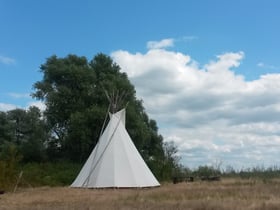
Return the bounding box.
[1,178,280,210]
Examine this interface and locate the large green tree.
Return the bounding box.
[32,55,97,161]
[32,53,178,180]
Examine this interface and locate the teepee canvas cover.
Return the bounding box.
[71,108,160,188]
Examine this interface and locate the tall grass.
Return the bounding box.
[1,179,280,210]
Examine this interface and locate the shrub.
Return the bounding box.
[20,161,81,187]
[0,143,22,191]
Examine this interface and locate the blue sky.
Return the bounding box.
[1,0,280,169]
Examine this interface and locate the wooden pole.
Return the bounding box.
[13,171,23,193]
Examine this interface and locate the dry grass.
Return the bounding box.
[1,178,280,210]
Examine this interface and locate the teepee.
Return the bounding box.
[70,107,160,188]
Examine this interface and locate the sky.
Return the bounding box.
[1,0,280,170]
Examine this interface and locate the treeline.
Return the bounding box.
[0,53,180,190]
[173,165,280,181]
[223,165,280,180]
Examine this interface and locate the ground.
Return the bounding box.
[0,179,280,210]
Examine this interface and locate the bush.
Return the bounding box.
[20,161,82,187]
[0,143,22,191]
[193,165,221,177]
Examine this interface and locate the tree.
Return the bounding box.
[32,55,96,161]
[32,53,141,162]
[161,141,180,180]
[5,107,48,162]
[0,112,12,145]
[32,53,178,180]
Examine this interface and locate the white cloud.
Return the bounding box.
[257,62,279,70]
[0,103,18,111]
[8,93,30,99]
[3,92,46,111]
[147,38,174,49]
[257,62,265,67]
[112,41,280,169]
[0,55,15,65]
[0,100,46,112]
[205,52,244,72]
[27,101,46,111]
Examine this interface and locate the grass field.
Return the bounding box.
[1,178,280,210]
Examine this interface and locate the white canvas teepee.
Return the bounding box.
[70,108,160,188]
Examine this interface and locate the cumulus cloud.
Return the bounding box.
[112,42,280,169]
[0,55,15,65]
[0,103,18,111]
[147,38,174,49]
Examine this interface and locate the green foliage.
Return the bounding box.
[0,111,13,144]
[32,54,135,162]
[32,55,96,160]
[20,161,81,187]
[185,165,280,181]
[0,142,22,190]
[145,141,180,181]
[31,52,175,181]
[3,107,48,162]
[193,165,221,177]
[237,166,280,180]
